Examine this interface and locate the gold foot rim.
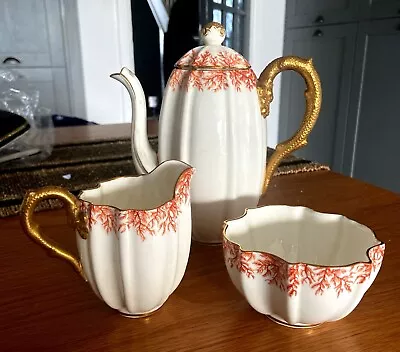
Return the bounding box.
[119,303,164,319]
[192,237,222,246]
[267,315,322,329]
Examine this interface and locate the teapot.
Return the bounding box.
[111,22,322,244]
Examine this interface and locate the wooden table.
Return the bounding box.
[1,123,399,351]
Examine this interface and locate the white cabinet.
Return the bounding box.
[0,0,137,124]
[366,0,400,19]
[280,24,358,170]
[284,0,367,28]
[0,0,71,115]
[282,0,400,193]
[342,19,400,193]
[10,68,71,115]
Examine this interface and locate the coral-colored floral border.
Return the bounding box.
[223,238,385,297]
[79,168,194,241]
[168,49,257,92]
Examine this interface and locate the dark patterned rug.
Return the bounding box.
[0,137,329,217]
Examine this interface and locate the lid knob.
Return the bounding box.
[201,22,226,46]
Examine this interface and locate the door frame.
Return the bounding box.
[60,0,135,124]
[247,0,287,147]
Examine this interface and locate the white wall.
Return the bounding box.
[64,0,135,124]
[247,0,286,147]
[64,0,285,129]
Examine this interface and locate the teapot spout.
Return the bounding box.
[110,67,158,174]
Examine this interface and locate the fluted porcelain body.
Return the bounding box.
[111,22,323,244]
[76,160,194,316]
[223,206,385,327]
[158,47,266,243]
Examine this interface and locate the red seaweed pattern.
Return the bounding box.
[80,168,194,241]
[169,49,256,92]
[223,238,385,297]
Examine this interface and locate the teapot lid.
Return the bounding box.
[174,22,251,70]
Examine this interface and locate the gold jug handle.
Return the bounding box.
[257,56,322,195]
[20,186,89,280]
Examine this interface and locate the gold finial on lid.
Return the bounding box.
[201,22,226,45]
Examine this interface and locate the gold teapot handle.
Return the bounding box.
[20,186,89,280]
[257,56,322,195]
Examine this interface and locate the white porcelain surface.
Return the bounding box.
[111,27,267,243]
[76,160,194,316]
[223,205,385,327]
[159,74,266,243]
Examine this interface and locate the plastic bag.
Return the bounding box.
[0,69,54,163]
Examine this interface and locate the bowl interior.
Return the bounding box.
[224,206,381,266]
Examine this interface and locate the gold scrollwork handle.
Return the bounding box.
[257,56,322,195]
[20,186,89,280]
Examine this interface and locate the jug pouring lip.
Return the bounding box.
[78,159,195,212]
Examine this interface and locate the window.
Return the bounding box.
[201,0,248,54]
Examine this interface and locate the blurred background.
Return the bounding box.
[0,0,399,194]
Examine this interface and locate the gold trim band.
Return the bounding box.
[174,64,251,71]
[267,315,322,329]
[0,121,29,146]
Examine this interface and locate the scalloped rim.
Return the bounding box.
[222,205,385,269]
[77,160,194,212]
